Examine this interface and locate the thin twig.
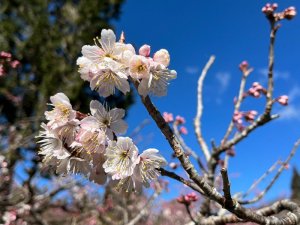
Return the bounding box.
[194,56,215,162]
[185,204,198,225]
[235,160,279,200]
[222,69,252,144]
[159,168,204,195]
[239,139,300,204]
[173,122,207,174]
[126,188,162,225]
[221,168,235,209]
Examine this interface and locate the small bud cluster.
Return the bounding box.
[247,82,267,98]
[36,29,174,192]
[164,112,188,135]
[177,192,199,205]
[262,3,296,21]
[0,51,20,76]
[232,110,258,132]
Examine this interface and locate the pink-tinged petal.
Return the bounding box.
[82,45,104,62]
[139,44,151,57]
[140,148,159,157]
[109,108,125,121]
[106,129,114,140]
[115,77,130,95]
[138,79,150,97]
[80,116,99,130]
[100,29,116,53]
[110,119,128,135]
[50,93,71,106]
[90,100,106,116]
[153,49,170,67]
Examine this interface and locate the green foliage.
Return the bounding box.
[0,0,133,124]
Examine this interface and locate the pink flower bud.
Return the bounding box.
[277,95,288,106]
[163,112,174,123]
[239,61,249,72]
[0,51,12,59]
[244,110,258,122]
[175,115,185,124]
[176,196,185,203]
[169,162,178,169]
[284,6,297,20]
[262,3,275,15]
[233,111,243,123]
[226,148,236,157]
[10,60,20,68]
[139,44,151,57]
[179,126,188,135]
[272,3,278,10]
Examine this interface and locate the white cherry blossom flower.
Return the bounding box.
[103,137,138,180]
[81,29,134,65]
[37,123,70,160]
[55,119,79,145]
[136,148,167,187]
[76,128,106,154]
[116,148,167,191]
[129,55,150,79]
[45,93,76,129]
[89,58,130,97]
[80,100,128,140]
[138,63,177,97]
[55,142,92,176]
[76,56,101,82]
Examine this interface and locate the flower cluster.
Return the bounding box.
[37,93,167,191]
[76,29,177,98]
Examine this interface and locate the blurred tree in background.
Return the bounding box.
[0,1,142,224]
[0,0,133,124]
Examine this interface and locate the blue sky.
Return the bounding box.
[112,1,300,202]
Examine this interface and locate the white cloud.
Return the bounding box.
[216,72,231,93]
[288,86,300,102]
[258,68,290,84]
[278,105,300,121]
[185,66,199,75]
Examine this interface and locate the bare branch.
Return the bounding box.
[194,55,215,162]
[173,122,207,174]
[221,168,235,209]
[222,68,252,144]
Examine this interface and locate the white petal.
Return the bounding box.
[50,93,71,106]
[110,120,128,135]
[90,100,106,116]
[82,45,104,62]
[138,79,150,97]
[100,29,116,53]
[80,116,100,130]
[109,108,125,121]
